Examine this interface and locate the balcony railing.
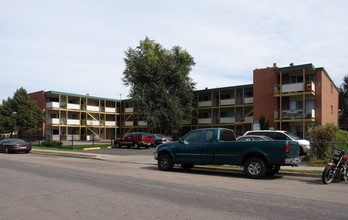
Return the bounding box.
[67,119,80,125]
[220,99,235,106]
[46,118,60,125]
[220,117,235,124]
[198,101,212,107]
[105,107,116,113]
[245,116,253,122]
[244,97,253,104]
[138,121,147,126]
[274,81,315,95]
[87,120,99,126]
[125,121,133,126]
[87,105,99,112]
[67,103,80,110]
[125,107,134,113]
[105,121,116,126]
[198,118,212,124]
[46,102,60,109]
[274,109,315,120]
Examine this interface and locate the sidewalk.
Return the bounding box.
[31,149,323,176]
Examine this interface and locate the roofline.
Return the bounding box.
[195,84,253,93]
[44,91,122,102]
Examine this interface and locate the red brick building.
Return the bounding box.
[253,63,339,138]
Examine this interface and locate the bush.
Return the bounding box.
[309,124,336,160]
[41,140,63,147]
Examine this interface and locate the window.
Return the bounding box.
[205,130,214,142]
[219,129,236,141]
[331,85,333,93]
[183,130,202,143]
[331,105,333,114]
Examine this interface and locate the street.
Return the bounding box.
[0,152,347,220]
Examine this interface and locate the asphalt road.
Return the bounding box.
[78,146,156,156]
[1,153,347,220]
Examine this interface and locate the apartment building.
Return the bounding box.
[29,63,338,140]
[253,63,339,139]
[29,91,147,141]
[181,84,254,137]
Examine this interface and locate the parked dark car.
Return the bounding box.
[236,135,273,141]
[114,132,154,149]
[153,134,173,146]
[0,138,31,153]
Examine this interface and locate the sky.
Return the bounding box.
[1,0,348,102]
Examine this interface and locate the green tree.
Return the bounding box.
[339,74,348,127]
[0,98,16,135]
[259,115,269,130]
[0,88,45,135]
[123,37,196,131]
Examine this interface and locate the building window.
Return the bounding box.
[331,85,333,93]
[331,105,333,114]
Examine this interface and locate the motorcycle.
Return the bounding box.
[322,148,348,184]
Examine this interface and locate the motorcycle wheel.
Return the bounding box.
[322,165,335,184]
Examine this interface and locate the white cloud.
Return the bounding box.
[1,0,348,102]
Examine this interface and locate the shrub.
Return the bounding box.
[309,124,336,160]
[41,140,63,147]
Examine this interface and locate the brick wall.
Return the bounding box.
[253,64,279,129]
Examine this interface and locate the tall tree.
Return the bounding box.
[123,37,196,130]
[339,74,348,128]
[0,88,45,135]
[0,98,16,135]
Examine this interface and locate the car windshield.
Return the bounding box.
[284,131,300,140]
[8,139,26,144]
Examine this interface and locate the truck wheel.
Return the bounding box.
[115,142,120,148]
[158,154,174,171]
[133,142,139,149]
[244,158,267,179]
[181,164,194,170]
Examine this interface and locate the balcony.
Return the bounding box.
[105,107,116,113]
[244,97,253,104]
[198,101,212,107]
[105,121,116,126]
[87,120,99,126]
[46,102,59,109]
[274,81,315,96]
[220,99,235,106]
[245,116,253,122]
[87,105,99,112]
[67,119,80,125]
[67,103,80,110]
[198,118,212,124]
[46,118,60,125]
[125,121,133,126]
[274,109,315,120]
[125,107,134,113]
[220,117,235,124]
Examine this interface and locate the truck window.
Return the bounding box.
[183,130,202,143]
[219,129,236,141]
[205,130,214,142]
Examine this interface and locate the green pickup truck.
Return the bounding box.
[154,128,300,179]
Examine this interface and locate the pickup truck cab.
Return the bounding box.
[154,128,300,179]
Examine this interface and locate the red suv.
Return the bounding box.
[114,132,154,149]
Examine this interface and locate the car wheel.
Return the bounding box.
[244,157,267,179]
[4,147,9,154]
[115,142,120,148]
[181,164,194,170]
[25,151,30,154]
[158,154,174,171]
[133,142,139,149]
